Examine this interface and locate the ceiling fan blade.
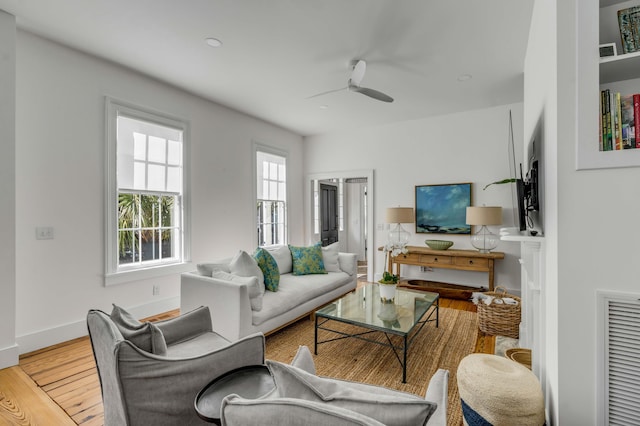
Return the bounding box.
[306,86,348,99]
[349,60,366,87]
[350,86,394,103]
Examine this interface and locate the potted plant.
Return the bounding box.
[378,270,399,303]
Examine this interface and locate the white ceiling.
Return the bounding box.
[0,0,534,136]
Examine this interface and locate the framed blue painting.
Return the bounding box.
[415,183,472,234]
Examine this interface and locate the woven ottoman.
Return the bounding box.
[457,353,545,425]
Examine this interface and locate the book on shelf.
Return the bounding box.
[615,92,622,150]
[620,94,636,149]
[600,89,613,151]
[635,94,640,149]
[600,90,640,151]
[618,6,640,53]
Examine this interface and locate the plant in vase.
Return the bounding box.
[378,271,398,303]
[379,243,407,303]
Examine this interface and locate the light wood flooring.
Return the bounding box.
[0,298,493,425]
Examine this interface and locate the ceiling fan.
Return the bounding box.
[309,59,394,103]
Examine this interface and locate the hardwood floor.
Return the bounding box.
[0,300,493,425]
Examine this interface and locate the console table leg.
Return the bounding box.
[402,335,407,383]
[314,315,318,355]
[488,260,495,291]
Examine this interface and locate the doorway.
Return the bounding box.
[307,170,374,282]
[320,183,338,246]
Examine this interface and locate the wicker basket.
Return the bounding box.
[477,286,521,338]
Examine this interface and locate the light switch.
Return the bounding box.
[36,227,54,240]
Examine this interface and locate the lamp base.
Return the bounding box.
[470,225,499,253]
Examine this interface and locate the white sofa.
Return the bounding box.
[181,244,357,341]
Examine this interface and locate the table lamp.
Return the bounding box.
[466,206,502,253]
[386,207,414,248]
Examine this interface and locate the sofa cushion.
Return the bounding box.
[229,250,264,286]
[110,304,167,355]
[252,272,352,326]
[211,270,265,311]
[265,360,436,426]
[196,260,231,276]
[321,242,341,273]
[253,248,280,292]
[263,245,293,274]
[289,243,327,275]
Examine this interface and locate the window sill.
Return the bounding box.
[105,262,193,286]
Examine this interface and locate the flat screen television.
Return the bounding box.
[516,139,541,232]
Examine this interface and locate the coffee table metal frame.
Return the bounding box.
[314,284,439,383]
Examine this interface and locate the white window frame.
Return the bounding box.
[253,142,288,247]
[105,97,191,286]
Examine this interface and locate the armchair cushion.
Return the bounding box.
[221,395,386,426]
[290,345,316,375]
[152,305,213,345]
[265,360,436,426]
[110,304,167,355]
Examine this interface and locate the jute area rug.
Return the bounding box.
[265,307,478,426]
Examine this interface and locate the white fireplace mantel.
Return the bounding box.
[500,227,545,384]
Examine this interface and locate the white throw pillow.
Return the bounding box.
[196,259,231,276]
[321,242,341,273]
[211,270,264,311]
[263,245,293,274]
[229,250,265,285]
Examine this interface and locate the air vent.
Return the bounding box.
[603,298,640,425]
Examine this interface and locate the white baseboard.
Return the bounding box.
[16,296,180,355]
[0,343,19,369]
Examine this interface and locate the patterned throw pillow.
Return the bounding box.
[253,248,280,291]
[288,243,327,276]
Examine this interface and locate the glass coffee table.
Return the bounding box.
[314,283,439,383]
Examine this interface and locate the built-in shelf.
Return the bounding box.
[600,51,640,83]
[499,227,545,243]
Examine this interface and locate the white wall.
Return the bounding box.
[524,0,640,423]
[0,11,18,369]
[524,0,559,422]
[304,104,524,293]
[11,31,304,354]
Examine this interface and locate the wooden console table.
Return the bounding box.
[385,246,505,291]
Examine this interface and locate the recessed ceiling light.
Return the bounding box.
[319,105,329,109]
[457,74,472,82]
[205,37,223,48]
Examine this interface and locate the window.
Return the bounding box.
[255,147,287,246]
[105,98,190,285]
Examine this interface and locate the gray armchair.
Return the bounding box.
[221,346,449,426]
[87,305,265,426]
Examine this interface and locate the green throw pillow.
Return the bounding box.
[253,248,280,291]
[289,243,327,276]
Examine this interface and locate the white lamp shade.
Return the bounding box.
[466,206,503,225]
[386,207,414,224]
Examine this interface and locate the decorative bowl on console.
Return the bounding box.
[425,240,453,250]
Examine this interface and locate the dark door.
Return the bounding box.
[320,183,338,246]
